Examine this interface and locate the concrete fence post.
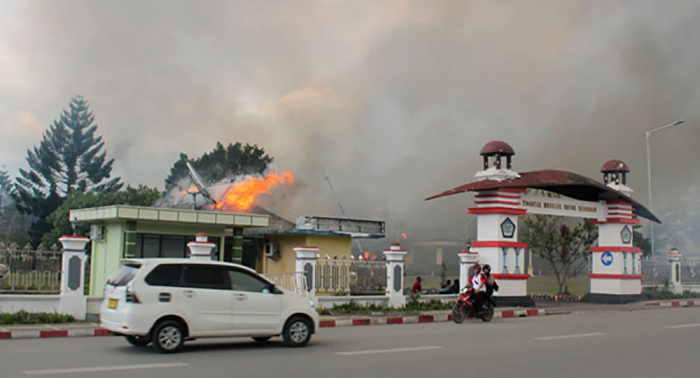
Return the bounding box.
[294,246,318,302]
[459,249,479,292]
[383,242,407,308]
[668,248,683,295]
[187,233,216,260]
[59,235,89,320]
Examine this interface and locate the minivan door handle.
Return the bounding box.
[235,293,247,301]
[183,289,196,298]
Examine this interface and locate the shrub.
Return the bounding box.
[0,310,75,325]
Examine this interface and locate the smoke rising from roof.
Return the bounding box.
[1,1,700,253]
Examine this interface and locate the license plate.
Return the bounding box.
[108,299,118,309]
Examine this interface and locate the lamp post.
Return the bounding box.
[646,119,686,257]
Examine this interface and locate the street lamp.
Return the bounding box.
[646,119,686,257]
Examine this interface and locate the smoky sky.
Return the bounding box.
[1,1,700,249]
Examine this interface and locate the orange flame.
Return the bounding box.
[401,232,407,240]
[216,171,295,211]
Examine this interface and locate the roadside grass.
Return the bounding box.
[527,276,590,296]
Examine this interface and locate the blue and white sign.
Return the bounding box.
[601,251,614,266]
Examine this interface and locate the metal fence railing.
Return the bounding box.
[681,258,700,284]
[0,243,63,293]
[315,256,386,295]
[263,272,308,297]
[641,258,670,286]
[641,257,700,286]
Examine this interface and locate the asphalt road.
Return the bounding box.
[1,307,699,378]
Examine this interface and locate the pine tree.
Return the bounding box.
[14,95,123,244]
[0,167,12,209]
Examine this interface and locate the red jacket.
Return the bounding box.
[411,281,422,293]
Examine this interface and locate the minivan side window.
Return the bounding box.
[181,265,231,290]
[228,269,270,293]
[109,264,141,286]
[145,264,184,287]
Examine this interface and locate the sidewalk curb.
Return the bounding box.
[318,308,547,328]
[0,328,114,340]
[643,300,697,308]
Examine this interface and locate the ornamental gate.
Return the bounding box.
[427,141,660,305]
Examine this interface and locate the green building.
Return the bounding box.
[71,205,269,296]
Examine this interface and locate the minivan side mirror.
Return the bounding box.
[265,284,283,295]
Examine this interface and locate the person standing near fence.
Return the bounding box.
[411,277,422,294]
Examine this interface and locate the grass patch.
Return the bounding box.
[527,275,589,296]
[643,287,700,300]
[0,310,76,325]
[317,296,454,315]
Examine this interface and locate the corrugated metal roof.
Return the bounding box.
[425,169,660,223]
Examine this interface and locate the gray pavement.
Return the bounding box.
[1,305,699,378]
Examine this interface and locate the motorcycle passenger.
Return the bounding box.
[470,264,488,314]
[482,264,498,297]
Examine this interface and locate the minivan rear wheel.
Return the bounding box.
[152,320,185,353]
[282,316,311,347]
[125,334,151,346]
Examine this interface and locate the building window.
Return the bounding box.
[134,234,220,259]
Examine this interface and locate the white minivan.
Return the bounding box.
[100,258,319,353]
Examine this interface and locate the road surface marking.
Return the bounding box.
[534,332,605,341]
[664,323,700,329]
[336,346,443,356]
[23,362,188,375]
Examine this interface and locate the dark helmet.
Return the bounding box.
[483,264,491,271]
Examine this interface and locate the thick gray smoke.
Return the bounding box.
[1,1,699,254]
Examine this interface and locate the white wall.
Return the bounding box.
[0,295,103,315]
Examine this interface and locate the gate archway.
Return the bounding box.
[426,141,660,306]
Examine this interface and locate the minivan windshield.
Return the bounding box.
[108,263,140,286]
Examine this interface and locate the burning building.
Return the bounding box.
[72,168,385,295]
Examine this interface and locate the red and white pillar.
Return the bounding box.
[469,189,533,306]
[588,200,643,301]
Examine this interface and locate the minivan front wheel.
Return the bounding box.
[125,334,151,347]
[283,316,312,347]
[153,320,185,353]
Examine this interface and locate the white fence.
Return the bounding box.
[0,243,64,293]
[315,256,386,295]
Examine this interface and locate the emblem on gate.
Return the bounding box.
[620,226,632,244]
[500,218,516,238]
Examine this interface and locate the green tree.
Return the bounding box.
[42,185,162,247]
[14,96,122,245]
[522,215,598,295]
[0,167,31,245]
[633,228,652,258]
[164,142,272,190]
